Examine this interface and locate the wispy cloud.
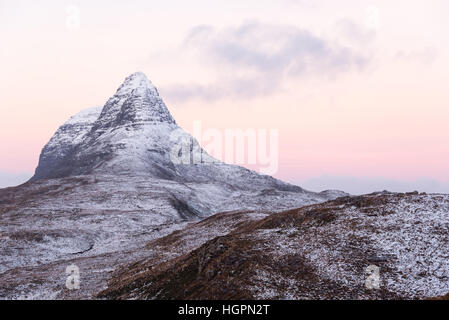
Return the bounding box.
[163,21,373,102]
[335,18,376,45]
[395,47,438,65]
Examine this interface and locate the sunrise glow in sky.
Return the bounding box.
[1,0,449,193]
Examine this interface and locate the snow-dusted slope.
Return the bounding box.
[100,192,449,300]
[33,107,102,180]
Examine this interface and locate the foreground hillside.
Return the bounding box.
[99,192,449,300]
[0,174,336,299]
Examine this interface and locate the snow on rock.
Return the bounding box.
[100,192,449,300]
[32,107,102,180]
[64,107,103,126]
[247,192,449,299]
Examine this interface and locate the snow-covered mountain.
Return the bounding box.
[31,72,311,194]
[0,72,346,299]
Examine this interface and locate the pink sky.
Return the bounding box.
[1,0,449,193]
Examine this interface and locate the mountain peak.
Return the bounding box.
[115,72,158,97]
[92,72,175,131]
[31,72,304,199]
[31,73,179,180]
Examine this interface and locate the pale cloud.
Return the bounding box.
[395,47,439,65]
[164,21,372,102]
[335,18,376,45]
[161,75,282,101]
